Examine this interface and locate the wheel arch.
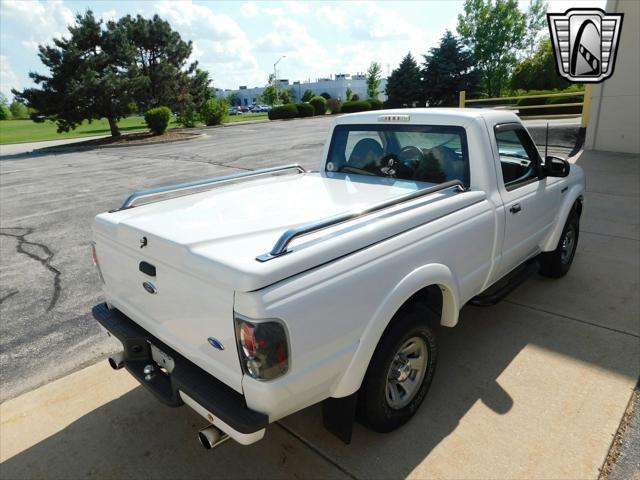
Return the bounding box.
[542,185,584,252]
[331,263,460,398]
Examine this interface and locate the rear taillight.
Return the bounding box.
[90,241,105,283]
[234,315,289,380]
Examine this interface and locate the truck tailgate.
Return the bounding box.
[93,232,243,393]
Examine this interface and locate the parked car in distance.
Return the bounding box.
[229,106,242,115]
[91,108,584,450]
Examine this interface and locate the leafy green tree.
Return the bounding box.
[301,89,314,102]
[280,88,294,104]
[365,62,382,99]
[385,53,422,108]
[457,0,527,97]
[9,100,29,119]
[13,11,136,136]
[524,0,548,56]
[345,87,353,101]
[259,74,278,105]
[422,31,482,107]
[227,92,240,106]
[0,93,10,120]
[511,38,569,90]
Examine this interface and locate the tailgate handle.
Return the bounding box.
[139,261,156,277]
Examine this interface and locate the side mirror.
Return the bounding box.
[545,156,570,177]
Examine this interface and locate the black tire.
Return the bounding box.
[539,210,580,278]
[357,303,438,433]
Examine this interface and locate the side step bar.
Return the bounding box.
[470,260,539,306]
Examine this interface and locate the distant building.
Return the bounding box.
[219,73,388,106]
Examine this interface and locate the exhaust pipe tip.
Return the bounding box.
[108,352,124,370]
[198,425,229,450]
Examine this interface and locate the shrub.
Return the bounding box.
[0,106,10,120]
[320,92,331,100]
[351,93,360,101]
[301,89,315,102]
[177,104,198,128]
[368,98,383,110]
[200,98,228,126]
[309,96,327,115]
[326,98,342,114]
[144,106,171,134]
[9,101,29,119]
[295,102,315,117]
[268,103,298,120]
[341,100,372,113]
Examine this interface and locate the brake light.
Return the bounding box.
[235,315,289,380]
[90,242,104,283]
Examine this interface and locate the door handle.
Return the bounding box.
[510,203,522,214]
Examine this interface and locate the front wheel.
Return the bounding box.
[357,304,438,433]
[539,210,580,278]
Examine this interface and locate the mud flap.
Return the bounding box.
[322,393,358,444]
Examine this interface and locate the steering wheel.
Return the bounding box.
[398,146,424,167]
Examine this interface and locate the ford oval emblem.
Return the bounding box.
[142,281,157,294]
[207,337,224,350]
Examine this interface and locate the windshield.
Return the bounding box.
[326,124,469,186]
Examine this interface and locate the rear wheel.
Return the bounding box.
[539,210,580,278]
[357,304,438,433]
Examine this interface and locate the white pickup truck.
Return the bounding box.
[91,109,585,449]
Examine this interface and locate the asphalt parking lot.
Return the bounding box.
[1,116,638,479]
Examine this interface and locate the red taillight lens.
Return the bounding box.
[235,316,289,380]
[91,242,105,283]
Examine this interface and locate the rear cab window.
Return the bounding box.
[326,124,470,188]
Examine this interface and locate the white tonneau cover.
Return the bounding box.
[94,172,485,291]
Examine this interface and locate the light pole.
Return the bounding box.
[274,55,286,105]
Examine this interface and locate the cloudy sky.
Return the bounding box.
[0,0,605,99]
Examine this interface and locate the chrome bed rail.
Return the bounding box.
[256,179,466,262]
[116,164,307,210]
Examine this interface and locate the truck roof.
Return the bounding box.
[335,108,520,127]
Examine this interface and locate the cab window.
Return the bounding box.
[494,125,540,190]
[326,124,469,187]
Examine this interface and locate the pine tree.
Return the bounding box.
[385,53,422,108]
[13,11,210,137]
[422,31,482,107]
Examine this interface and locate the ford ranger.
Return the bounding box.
[91,109,585,449]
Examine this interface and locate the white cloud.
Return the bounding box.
[284,1,310,15]
[1,0,75,46]
[151,1,261,88]
[240,2,259,17]
[100,9,117,23]
[255,16,334,78]
[316,5,348,29]
[0,55,21,99]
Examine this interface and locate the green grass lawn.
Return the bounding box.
[0,113,269,145]
[224,113,268,123]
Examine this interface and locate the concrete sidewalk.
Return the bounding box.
[1,148,638,479]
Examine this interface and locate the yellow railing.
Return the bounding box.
[459,85,593,128]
